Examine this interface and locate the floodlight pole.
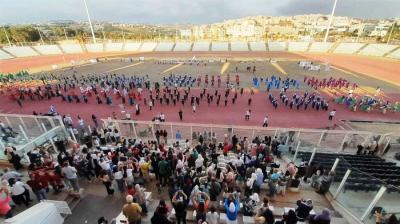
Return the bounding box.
[36,27,45,44]
[83,0,97,43]
[324,0,338,43]
[387,23,395,45]
[2,26,11,46]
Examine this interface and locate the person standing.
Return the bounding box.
[172,190,188,224]
[9,178,31,207]
[245,110,251,121]
[92,114,98,128]
[178,109,183,121]
[263,116,269,127]
[61,162,80,193]
[99,170,114,196]
[192,104,196,113]
[328,109,336,120]
[122,195,142,224]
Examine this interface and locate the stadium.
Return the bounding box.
[1,2,400,224]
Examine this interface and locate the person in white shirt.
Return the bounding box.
[195,154,204,173]
[245,110,251,120]
[61,162,80,192]
[206,206,219,224]
[328,109,336,121]
[263,116,269,127]
[9,178,31,206]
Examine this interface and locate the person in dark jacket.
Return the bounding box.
[151,205,172,224]
[309,208,331,224]
[276,209,298,224]
[295,199,313,221]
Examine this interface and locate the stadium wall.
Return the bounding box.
[1,42,399,60]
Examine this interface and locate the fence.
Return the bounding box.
[0,113,66,160]
[101,119,391,154]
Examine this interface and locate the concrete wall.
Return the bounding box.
[249,41,266,51]
[3,46,38,57]
[211,42,229,51]
[33,45,62,55]
[60,44,83,53]
[230,41,249,51]
[174,42,192,51]
[155,42,174,51]
[268,42,287,51]
[192,42,210,51]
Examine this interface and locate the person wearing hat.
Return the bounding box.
[172,190,188,224]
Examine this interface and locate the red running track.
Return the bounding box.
[1,88,399,129]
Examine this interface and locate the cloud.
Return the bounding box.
[0,0,398,24]
[278,0,400,19]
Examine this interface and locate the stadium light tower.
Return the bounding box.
[324,0,338,42]
[83,0,96,43]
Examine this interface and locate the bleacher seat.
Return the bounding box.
[243,216,255,224]
[219,213,227,223]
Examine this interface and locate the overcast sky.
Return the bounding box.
[1,0,399,24]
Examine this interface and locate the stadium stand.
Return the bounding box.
[358,44,398,57]
[387,48,400,59]
[139,42,157,52]
[3,46,39,57]
[308,42,334,53]
[248,41,266,51]
[267,41,287,51]
[173,42,192,51]
[211,42,229,51]
[154,42,174,51]
[32,45,63,55]
[230,41,249,51]
[333,43,366,54]
[288,42,310,52]
[192,41,210,51]
[85,43,104,52]
[104,43,124,52]
[59,43,83,53]
[298,152,400,193]
[123,42,142,51]
[0,48,14,59]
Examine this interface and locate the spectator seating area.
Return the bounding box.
[1,41,399,59]
[297,152,400,193]
[288,42,309,52]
